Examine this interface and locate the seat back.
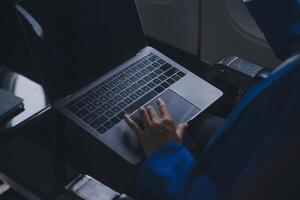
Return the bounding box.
[200,54,300,197]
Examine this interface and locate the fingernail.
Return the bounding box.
[157,98,162,103]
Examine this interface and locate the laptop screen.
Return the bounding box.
[16,0,146,101]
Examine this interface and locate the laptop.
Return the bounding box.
[15,0,222,164]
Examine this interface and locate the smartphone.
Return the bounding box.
[65,174,119,200]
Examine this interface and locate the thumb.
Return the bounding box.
[177,123,189,139]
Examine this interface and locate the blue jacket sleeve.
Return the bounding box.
[138,142,227,200]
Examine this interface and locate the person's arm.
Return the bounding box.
[244,0,300,59]
[124,100,226,200]
[137,142,226,200]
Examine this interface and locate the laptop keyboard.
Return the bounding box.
[65,53,186,134]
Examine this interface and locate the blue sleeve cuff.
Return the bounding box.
[138,142,196,198]
[140,142,194,172]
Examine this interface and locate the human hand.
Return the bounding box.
[124,98,189,156]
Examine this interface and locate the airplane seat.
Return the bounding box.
[136,0,281,69]
[231,57,300,200]
[186,52,300,160]
[135,0,200,56]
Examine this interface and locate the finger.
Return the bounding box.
[146,106,159,122]
[139,107,151,127]
[124,114,142,135]
[177,123,189,139]
[157,98,171,119]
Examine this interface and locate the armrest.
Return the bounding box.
[206,55,272,89]
[256,68,272,80]
[204,56,272,116]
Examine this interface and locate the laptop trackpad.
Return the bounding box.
[131,90,201,128]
